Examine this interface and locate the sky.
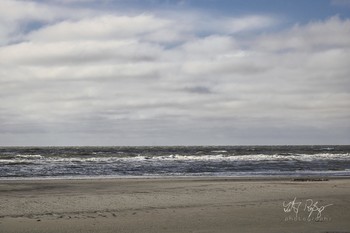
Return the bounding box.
[0,0,349,146]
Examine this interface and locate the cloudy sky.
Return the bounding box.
[0,0,349,146]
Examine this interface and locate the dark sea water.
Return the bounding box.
[0,146,350,179]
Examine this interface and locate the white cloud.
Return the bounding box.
[255,16,350,51]
[180,36,238,57]
[221,15,276,33]
[27,14,174,42]
[0,0,57,22]
[177,13,276,35]
[0,40,163,67]
[0,1,349,145]
[0,0,96,45]
[0,0,54,44]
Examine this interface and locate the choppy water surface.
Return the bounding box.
[0,146,349,178]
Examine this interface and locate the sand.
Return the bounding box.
[0,177,350,233]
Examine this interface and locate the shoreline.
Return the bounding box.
[1,177,350,233]
[0,175,350,184]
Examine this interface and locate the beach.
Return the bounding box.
[1,177,350,233]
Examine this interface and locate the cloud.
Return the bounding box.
[169,13,277,36]
[0,0,53,44]
[183,86,213,94]
[50,0,99,3]
[0,1,349,145]
[0,0,58,22]
[255,16,350,51]
[0,0,96,45]
[0,40,163,67]
[26,14,175,42]
[180,36,238,56]
[219,15,276,33]
[331,0,350,7]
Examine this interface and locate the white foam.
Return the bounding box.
[1,153,349,164]
[0,159,35,164]
[15,154,42,159]
[123,153,350,162]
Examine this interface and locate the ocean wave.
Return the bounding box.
[211,150,227,153]
[0,159,35,165]
[15,154,42,159]
[1,146,349,178]
[0,153,349,169]
[125,153,350,162]
[1,153,347,163]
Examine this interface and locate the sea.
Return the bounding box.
[0,145,349,179]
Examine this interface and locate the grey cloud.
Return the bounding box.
[0,2,349,145]
[1,115,349,146]
[0,40,163,66]
[183,86,213,94]
[331,0,350,7]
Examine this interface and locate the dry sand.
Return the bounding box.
[0,177,350,233]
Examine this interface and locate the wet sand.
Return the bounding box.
[0,177,350,233]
